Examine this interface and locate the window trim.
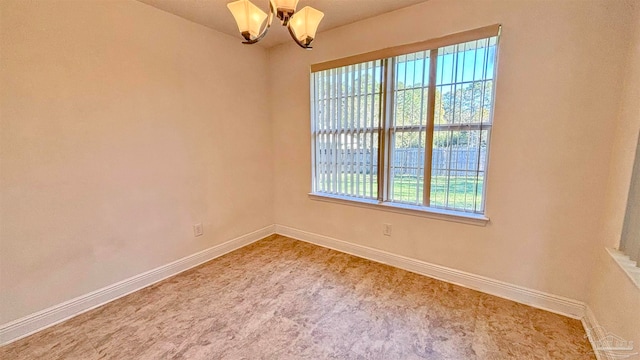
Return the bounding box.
[606,248,640,289]
[308,192,490,226]
[310,25,501,221]
[311,24,501,72]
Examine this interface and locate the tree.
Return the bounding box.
[434,81,493,148]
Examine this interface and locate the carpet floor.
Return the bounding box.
[0,235,595,359]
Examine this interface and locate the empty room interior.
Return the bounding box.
[1,0,640,359]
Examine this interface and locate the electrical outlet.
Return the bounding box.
[383,223,392,236]
[193,223,203,237]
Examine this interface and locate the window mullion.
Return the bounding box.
[377,59,389,202]
[310,30,499,216]
[311,73,318,193]
[423,49,438,206]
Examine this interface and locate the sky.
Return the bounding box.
[396,38,497,88]
[316,36,498,97]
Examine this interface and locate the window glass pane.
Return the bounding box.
[432,36,497,213]
[390,130,425,204]
[312,60,383,199]
[389,51,430,205]
[431,129,488,212]
[310,30,499,216]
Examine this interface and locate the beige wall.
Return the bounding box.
[270,0,635,303]
[1,0,638,342]
[0,0,273,323]
[588,0,640,351]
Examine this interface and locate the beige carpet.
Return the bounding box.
[0,235,595,359]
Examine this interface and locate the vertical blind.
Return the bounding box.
[311,25,500,214]
[312,61,383,200]
[620,133,640,263]
[389,51,430,205]
[430,37,496,213]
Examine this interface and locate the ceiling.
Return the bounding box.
[137,0,427,48]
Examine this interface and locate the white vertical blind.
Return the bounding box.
[431,36,497,213]
[388,51,430,205]
[312,61,383,199]
[311,29,499,215]
[620,133,640,263]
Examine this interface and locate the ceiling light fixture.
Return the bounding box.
[227,0,324,49]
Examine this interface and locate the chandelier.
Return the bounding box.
[227,0,324,49]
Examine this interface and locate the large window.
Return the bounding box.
[310,26,500,218]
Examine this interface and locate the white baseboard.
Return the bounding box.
[581,305,639,360]
[0,225,275,346]
[275,224,586,320]
[0,223,593,348]
[582,306,609,360]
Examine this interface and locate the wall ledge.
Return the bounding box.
[606,248,640,289]
[309,193,489,226]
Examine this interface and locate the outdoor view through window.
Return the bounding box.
[311,30,499,215]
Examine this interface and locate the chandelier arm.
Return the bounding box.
[286,24,312,49]
[242,1,275,44]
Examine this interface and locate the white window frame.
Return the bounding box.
[610,130,640,288]
[309,25,501,226]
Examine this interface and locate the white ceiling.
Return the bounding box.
[137,0,428,48]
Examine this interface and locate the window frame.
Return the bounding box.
[609,129,640,288]
[309,25,501,226]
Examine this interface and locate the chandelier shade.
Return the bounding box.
[289,6,324,45]
[227,0,323,49]
[227,0,268,39]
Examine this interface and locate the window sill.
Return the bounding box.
[308,193,490,226]
[606,248,640,289]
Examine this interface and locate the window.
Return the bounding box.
[310,25,500,220]
[620,132,640,264]
[611,130,640,288]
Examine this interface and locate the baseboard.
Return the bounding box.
[0,223,591,347]
[582,306,609,360]
[275,224,586,320]
[0,225,276,346]
[581,305,639,360]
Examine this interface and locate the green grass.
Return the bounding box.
[317,173,484,212]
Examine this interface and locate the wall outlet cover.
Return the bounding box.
[193,223,203,237]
